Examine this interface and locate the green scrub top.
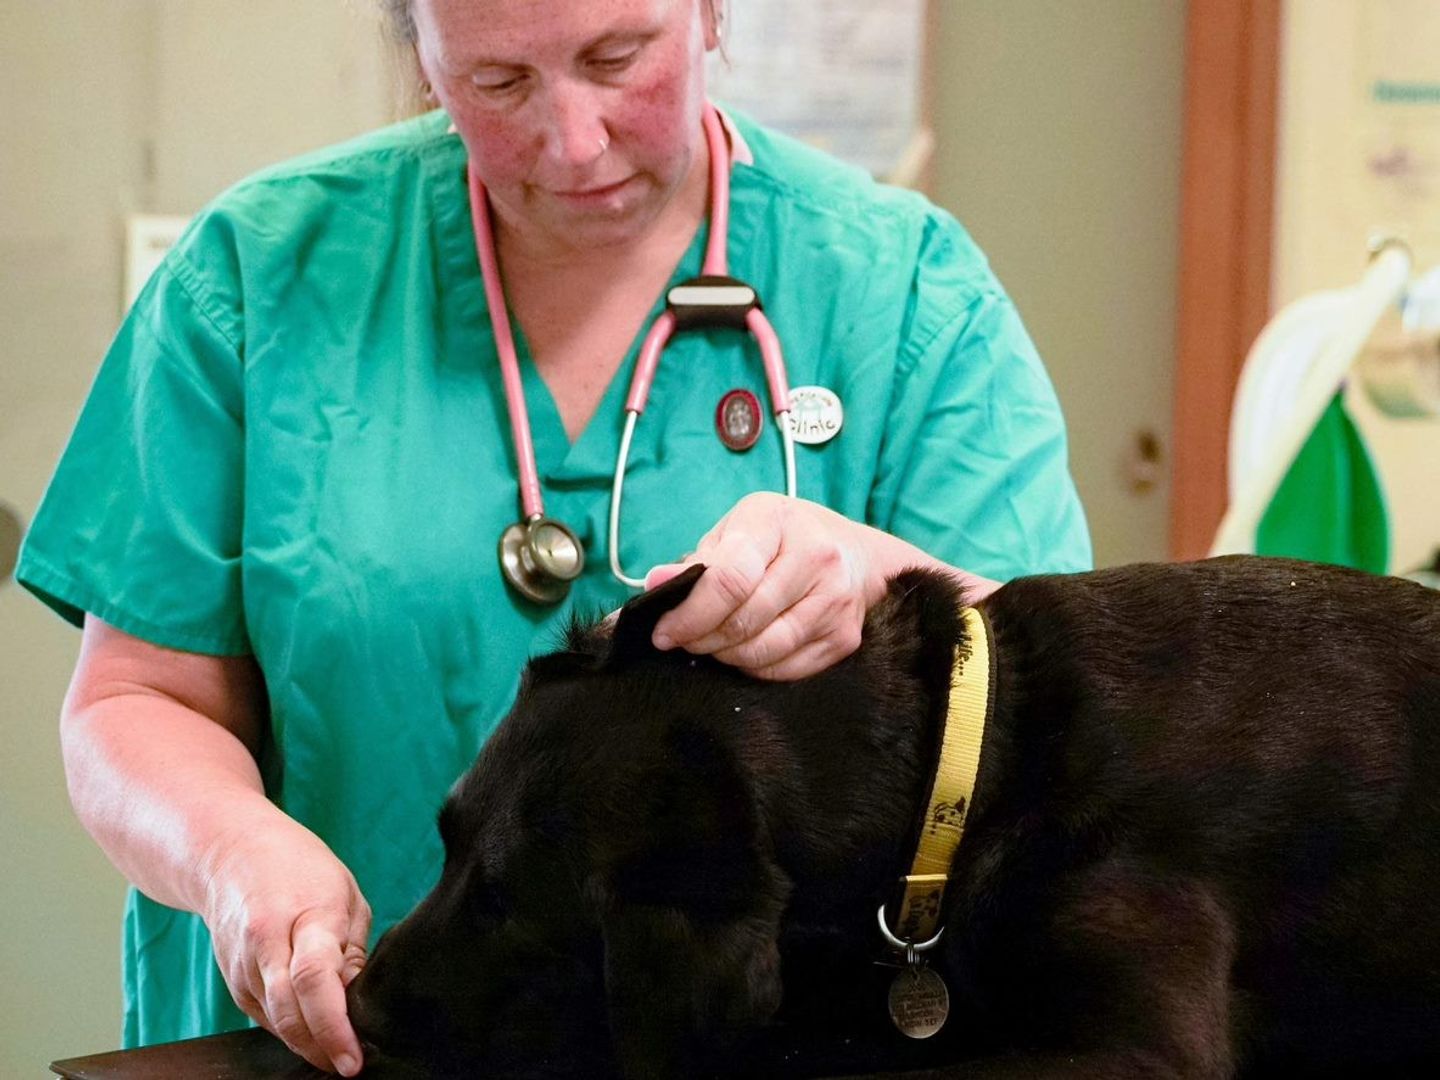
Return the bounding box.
[18,107,1090,1047]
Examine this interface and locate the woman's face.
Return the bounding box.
[412,0,718,257]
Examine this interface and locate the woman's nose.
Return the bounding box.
[539,81,609,168]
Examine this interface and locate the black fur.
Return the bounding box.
[348,557,1440,1078]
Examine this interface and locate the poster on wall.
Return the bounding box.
[705,0,926,180]
[1355,0,1440,259]
[123,214,191,312]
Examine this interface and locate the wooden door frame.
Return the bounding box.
[1169,0,1282,560]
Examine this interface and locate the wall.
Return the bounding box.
[0,5,395,1075]
[1,5,154,1075]
[929,0,1187,567]
[147,0,397,214]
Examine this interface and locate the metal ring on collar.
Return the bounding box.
[875,903,945,952]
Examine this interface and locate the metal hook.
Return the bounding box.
[875,903,945,954]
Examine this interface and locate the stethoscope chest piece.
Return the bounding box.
[499,515,585,605]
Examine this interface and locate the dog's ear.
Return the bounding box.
[606,563,707,663]
[600,890,786,1078]
[596,723,788,1077]
[866,567,970,682]
[880,567,968,638]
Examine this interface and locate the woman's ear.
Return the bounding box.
[702,0,724,51]
[412,44,437,102]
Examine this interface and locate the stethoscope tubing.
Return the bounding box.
[608,107,795,586]
[467,161,546,524]
[608,372,796,588]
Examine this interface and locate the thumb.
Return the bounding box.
[643,562,688,590]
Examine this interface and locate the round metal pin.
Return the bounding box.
[888,966,949,1039]
[783,385,844,445]
[716,388,763,451]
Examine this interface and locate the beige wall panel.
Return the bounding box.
[1,4,152,1074]
[150,0,397,213]
[930,0,1186,568]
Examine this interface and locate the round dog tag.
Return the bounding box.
[888,967,949,1039]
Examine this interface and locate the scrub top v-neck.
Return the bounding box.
[18,106,1091,1048]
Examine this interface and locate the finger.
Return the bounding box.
[229,965,269,1032]
[291,916,364,1076]
[741,624,864,682]
[341,896,372,988]
[653,536,773,648]
[340,941,368,988]
[646,514,732,593]
[681,550,813,655]
[214,943,261,1022]
[642,562,688,590]
[691,502,739,552]
[709,590,849,673]
[236,940,276,1032]
[653,513,781,647]
[255,936,330,1073]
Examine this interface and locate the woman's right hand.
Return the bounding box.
[200,818,372,1076]
[61,618,371,1074]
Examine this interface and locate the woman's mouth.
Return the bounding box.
[550,176,635,208]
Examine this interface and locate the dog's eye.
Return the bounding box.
[472,880,508,920]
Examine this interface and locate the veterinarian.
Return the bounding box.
[18,0,1090,1074]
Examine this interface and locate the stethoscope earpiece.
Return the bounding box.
[498,515,585,605]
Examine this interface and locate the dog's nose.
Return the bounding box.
[347,963,406,1048]
[345,952,445,1066]
[346,978,413,1073]
[344,971,380,1047]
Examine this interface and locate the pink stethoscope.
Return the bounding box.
[470,105,798,605]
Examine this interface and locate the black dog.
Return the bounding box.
[348,557,1440,1078]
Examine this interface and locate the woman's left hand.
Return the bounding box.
[642,493,997,681]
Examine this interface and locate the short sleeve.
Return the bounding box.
[16,219,251,655]
[868,213,1092,581]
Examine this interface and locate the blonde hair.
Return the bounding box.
[378,0,724,44]
[378,0,416,43]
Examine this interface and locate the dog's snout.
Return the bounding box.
[344,965,387,1051]
[346,949,436,1061]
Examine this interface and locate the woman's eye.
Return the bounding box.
[473,74,525,96]
[590,50,639,74]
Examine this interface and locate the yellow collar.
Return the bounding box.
[885,605,994,947]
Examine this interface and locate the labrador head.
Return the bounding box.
[349,567,791,1078]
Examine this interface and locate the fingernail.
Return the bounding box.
[653,633,673,650]
[335,1054,359,1076]
[644,563,685,589]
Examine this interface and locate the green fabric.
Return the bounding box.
[1255,394,1389,575]
[18,107,1090,1048]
